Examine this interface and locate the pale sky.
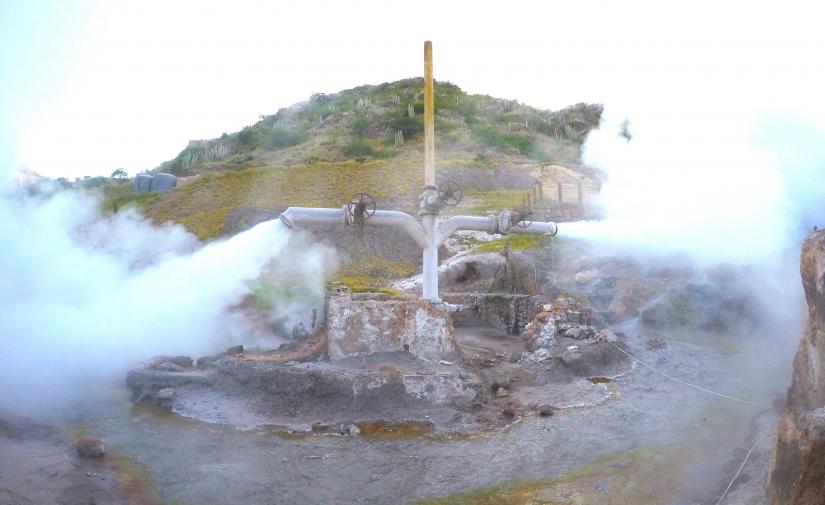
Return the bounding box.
[2,0,824,179]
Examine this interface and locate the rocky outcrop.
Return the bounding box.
[518,297,630,380]
[767,231,825,505]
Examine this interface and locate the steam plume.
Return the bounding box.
[0,188,334,415]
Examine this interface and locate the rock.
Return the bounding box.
[151,355,192,369]
[495,387,509,398]
[156,387,175,400]
[226,345,245,355]
[539,405,555,417]
[595,329,618,342]
[767,231,825,505]
[646,338,667,350]
[574,269,599,284]
[489,372,512,391]
[336,423,361,436]
[502,403,517,417]
[196,356,216,369]
[76,436,105,458]
[530,322,557,351]
[151,362,187,373]
[519,348,551,365]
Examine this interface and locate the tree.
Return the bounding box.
[111,168,128,183]
[111,168,128,179]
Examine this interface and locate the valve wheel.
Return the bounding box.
[513,205,534,229]
[437,180,463,206]
[347,192,376,221]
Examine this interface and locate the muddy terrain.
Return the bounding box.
[0,238,794,505]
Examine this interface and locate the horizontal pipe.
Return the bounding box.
[280,207,345,228]
[279,207,427,249]
[508,221,558,236]
[436,215,497,247]
[367,210,427,249]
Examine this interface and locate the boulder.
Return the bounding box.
[76,436,105,458]
[151,355,193,369]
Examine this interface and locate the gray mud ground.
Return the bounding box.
[1,331,786,505]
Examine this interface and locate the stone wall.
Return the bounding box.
[324,289,457,361]
[443,293,544,335]
[766,230,825,505]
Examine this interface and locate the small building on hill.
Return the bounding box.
[134,173,178,193]
[537,165,600,204]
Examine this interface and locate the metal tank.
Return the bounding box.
[150,173,177,192]
[133,174,153,193]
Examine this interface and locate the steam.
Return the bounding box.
[564,106,825,264]
[0,187,334,415]
[558,104,825,402]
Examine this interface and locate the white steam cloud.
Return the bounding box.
[565,106,825,264]
[0,188,334,415]
[559,101,825,399]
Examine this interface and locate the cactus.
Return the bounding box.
[408,103,415,118]
[394,130,404,146]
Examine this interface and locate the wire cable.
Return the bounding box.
[606,340,772,408]
[714,422,774,505]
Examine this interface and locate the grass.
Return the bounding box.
[467,189,528,214]
[101,184,161,214]
[142,159,424,240]
[474,234,551,253]
[329,256,415,296]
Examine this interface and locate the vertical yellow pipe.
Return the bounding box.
[424,41,435,187]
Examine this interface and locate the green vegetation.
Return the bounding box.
[467,190,527,214]
[471,124,551,162]
[329,257,415,296]
[142,159,424,239]
[265,127,304,150]
[342,141,377,158]
[474,234,551,253]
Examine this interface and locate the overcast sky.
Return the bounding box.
[2,0,824,179]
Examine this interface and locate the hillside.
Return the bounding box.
[106,79,602,241]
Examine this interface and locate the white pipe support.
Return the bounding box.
[421,213,440,301]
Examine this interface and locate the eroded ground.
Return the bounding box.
[0,241,793,505]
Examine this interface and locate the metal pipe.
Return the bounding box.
[421,213,439,301]
[279,207,345,228]
[508,221,558,236]
[436,215,498,247]
[367,210,427,249]
[279,207,427,249]
[423,41,435,187]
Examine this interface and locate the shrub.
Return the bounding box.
[342,141,376,157]
[473,125,551,162]
[265,127,304,150]
[351,117,369,138]
[386,111,422,140]
[237,126,257,146]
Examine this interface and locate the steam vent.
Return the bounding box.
[10,30,821,505]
